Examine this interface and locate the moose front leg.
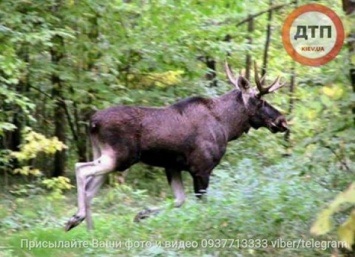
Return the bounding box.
[134,168,185,222]
[192,173,210,198]
[188,147,217,200]
[166,168,185,207]
[65,154,115,231]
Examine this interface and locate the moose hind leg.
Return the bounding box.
[84,174,108,230]
[65,153,116,231]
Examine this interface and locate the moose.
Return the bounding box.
[65,61,288,231]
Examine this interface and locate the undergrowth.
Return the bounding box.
[0,153,344,257]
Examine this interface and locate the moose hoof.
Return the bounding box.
[65,214,85,232]
[133,208,161,223]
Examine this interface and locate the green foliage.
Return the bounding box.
[9,127,67,176]
[0,122,17,136]
[311,183,355,249]
[0,0,353,256]
[128,70,184,89]
[0,86,35,136]
[42,176,73,200]
[13,166,41,176]
[0,158,335,257]
[11,127,67,162]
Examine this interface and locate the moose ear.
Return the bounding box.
[237,76,254,106]
[237,76,251,93]
[224,61,253,105]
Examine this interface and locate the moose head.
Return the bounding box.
[225,61,288,134]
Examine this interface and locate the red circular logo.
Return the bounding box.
[282,4,344,66]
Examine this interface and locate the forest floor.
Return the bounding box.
[0,158,344,257]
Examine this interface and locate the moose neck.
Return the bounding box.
[213,89,251,141]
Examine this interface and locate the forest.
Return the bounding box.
[0,0,354,256]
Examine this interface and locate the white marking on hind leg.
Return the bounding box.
[67,149,116,231]
[75,161,95,218]
[85,174,108,230]
[77,153,115,208]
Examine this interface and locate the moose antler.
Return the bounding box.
[225,61,251,92]
[225,61,239,87]
[254,61,285,98]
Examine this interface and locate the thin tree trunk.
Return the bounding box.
[8,47,30,152]
[72,102,88,162]
[51,35,66,177]
[71,13,101,162]
[261,0,273,80]
[284,0,298,154]
[284,62,296,150]
[351,59,355,125]
[342,0,355,124]
[245,16,253,81]
[4,47,30,169]
[205,56,217,87]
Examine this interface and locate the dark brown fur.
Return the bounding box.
[90,88,286,195]
[64,62,289,232]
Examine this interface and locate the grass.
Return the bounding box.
[0,155,344,257]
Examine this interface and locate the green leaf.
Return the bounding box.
[338,211,355,249]
[311,183,355,236]
[310,209,333,235]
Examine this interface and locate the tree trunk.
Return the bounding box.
[261,0,273,80]
[3,47,30,169]
[51,35,66,177]
[245,16,253,81]
[342,0,355,125]
[284,62,296,152]
[69,13,101,162]
[205,56,218,87]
